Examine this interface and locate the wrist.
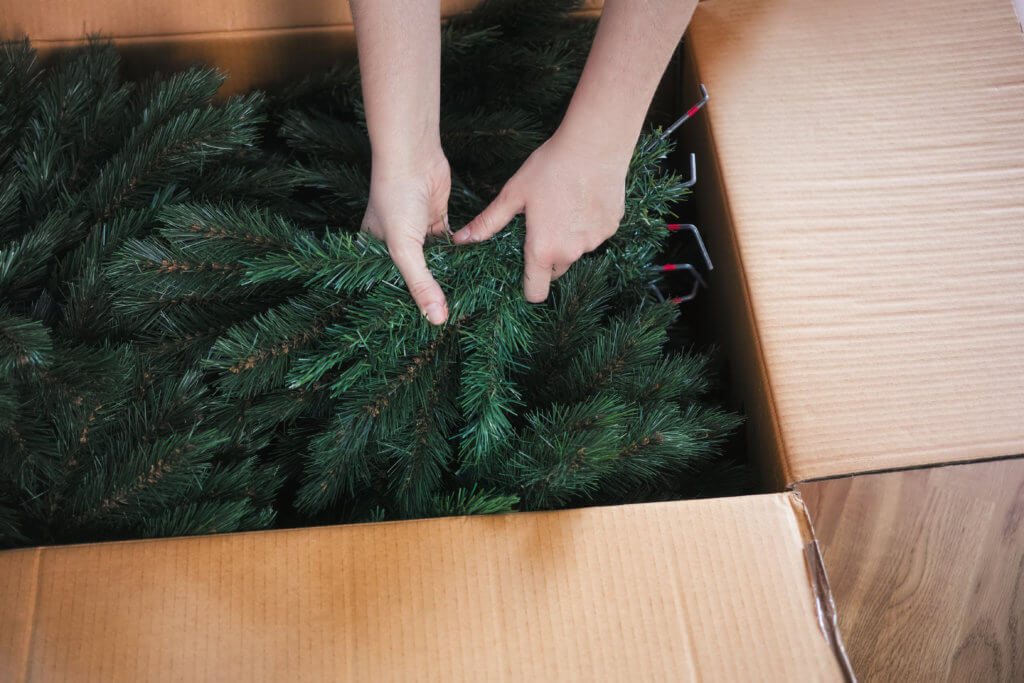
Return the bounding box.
[370,129,444,178]
[552,114,637,171]
[555,98,640,167]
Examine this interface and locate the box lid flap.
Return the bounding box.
[2,1,602,44]
[689,0,1024,483]
[0,494,845,682]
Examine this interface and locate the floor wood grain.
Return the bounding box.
[799,457,1024,682]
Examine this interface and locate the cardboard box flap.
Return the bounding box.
[0,2,603,97]
[688,0,1024,484]
[2,1,441,43]
[3,1,603,44]
[0,494,845,682]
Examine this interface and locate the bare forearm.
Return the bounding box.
[350,0,442,172]
[351,1,451,324]
[559,0,698,162]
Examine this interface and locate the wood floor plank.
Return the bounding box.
[799,458,1024,682]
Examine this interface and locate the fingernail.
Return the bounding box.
[452,230,469,244]
[443,214,451,234]
[424,303,446,325]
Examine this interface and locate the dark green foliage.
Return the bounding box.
[1,1,743,550]
[107,133,740,526]
[0,39,282,547]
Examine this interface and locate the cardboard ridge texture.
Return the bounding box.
[0,495,846,682]
[688,0,1024,486]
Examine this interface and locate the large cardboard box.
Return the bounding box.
[1,0,1022,680]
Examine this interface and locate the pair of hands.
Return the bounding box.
[362,127,628,325]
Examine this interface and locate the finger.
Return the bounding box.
[428,213,451,237]
[453,188,522,245]
[551,263,571,279]
[523,254,553,303]
[360,211,383,240]
[389,241,448,325]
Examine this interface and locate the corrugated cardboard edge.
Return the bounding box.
[3,1,605,43]
[1,495,848,682]
[787,495,856,682]
[8,8,603,97]
[680,39,792,491]
[33,26,358,97]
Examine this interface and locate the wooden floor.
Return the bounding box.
[799,457,1024,682]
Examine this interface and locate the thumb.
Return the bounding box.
[389,240,448,325]
[452,187,521,245]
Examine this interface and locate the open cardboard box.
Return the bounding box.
[2,0,1022,680]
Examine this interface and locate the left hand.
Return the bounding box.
[361,148,452,325]
[452,128,628,302]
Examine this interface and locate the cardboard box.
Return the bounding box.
[1,495,847,681]
[686,0,1024,489]
[1,0,1022,680]
[1,1,603,96]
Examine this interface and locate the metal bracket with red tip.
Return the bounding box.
[650,222,714,305]
[665,223,713,272]
[650,263,707,304]
[643,85,713,306]
[677,153,697,189]
[644,83,709,154]
[653,264,708,304]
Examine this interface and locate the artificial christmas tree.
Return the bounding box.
[0,40,285,546]
[111,136,739,525]
[0,0,742,549]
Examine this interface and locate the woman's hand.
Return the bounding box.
[352,0,697,314]
[452,128,628,302]
[351,0,449,324]
[361,149,451,324]
[451,0,697,303]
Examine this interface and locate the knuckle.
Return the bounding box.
[408,280,436,299]
[524,243,547,264]
[360,217,378,237]
[561,245,584,262]
[499,181,519,202]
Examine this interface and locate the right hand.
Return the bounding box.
[452,127,628,303]
[361,148,451,325]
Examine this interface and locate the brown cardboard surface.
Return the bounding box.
[2,0,1019,675]
[0,495,845,682]
[2,2,602,96]
[47,27,361,97]
[681,51,791,490]
[688,0,1024,483]
[1,1,603,42]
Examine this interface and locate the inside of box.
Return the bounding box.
[13,0,1024,505]
[0,3,771,559]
